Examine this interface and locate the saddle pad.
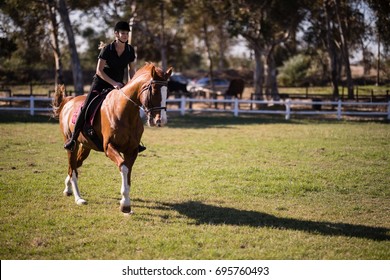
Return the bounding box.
[71,102,84,124]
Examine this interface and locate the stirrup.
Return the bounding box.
[64,139,76,151]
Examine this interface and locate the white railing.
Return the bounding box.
[166,97,390,120]
[0,95,389,120]
[0,96,53,116]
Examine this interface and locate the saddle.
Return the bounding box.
[73,89,111,151]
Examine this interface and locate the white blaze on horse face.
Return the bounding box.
[160,86,168,125]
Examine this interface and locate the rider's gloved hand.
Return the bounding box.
[113,82,124,90]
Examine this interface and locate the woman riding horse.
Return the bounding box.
[64,21,145,153]
[53,63,172,213]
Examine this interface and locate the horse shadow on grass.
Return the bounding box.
[159,201,390,241]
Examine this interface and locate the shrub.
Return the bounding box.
[278,54,311,86]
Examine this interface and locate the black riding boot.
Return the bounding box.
[64,109,85,151]
[138,144,146,153]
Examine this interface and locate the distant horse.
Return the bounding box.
[167,80,189,97]
[52,63,172,213]
[225,78,245,99]
[223,78,245,109]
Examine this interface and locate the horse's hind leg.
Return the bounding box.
[76,145,91,169]
[63,170,86,205]
[63,145,90,205]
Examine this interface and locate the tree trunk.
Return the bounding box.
[253,47,264,99]
[46,1,64,89]
[202,14,215,92]
[57,0,84,95]
[128,2,137,45]
[160,1,167,71]
[217,23,226,71]
[335,0,353,99]
[376,32,380,86]
[265,48,279,101]
[323,0,339,99]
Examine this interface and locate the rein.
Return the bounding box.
[119,79,168,114]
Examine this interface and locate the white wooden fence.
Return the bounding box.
[0,95,389,120]
[0,96,53,116]
[168,96,390,120]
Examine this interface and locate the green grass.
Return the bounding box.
[0,113,389,260]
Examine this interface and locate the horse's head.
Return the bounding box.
[139,65,173,127]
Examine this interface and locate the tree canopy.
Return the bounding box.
[0,0,389,92]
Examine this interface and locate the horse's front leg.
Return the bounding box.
[119,164,132,214]
[106,143,137,214]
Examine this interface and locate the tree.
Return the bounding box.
[226,0,306,99]
[0,0,86,93]
[2,0,389,91]
[0,0,50,82]
[335,0,354,99]
[46,0,64,87]
[365,0,390,49]
[187,0,226,91]
[57,0,84,95]
[365,0,390,84]
[126,0,189,71]
[304,0,367,98]
[323,0,341,98]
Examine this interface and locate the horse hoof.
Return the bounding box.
[76,198,87,205]
[121,205,132,214]
[63,191,72,197]
[123,211,134,216]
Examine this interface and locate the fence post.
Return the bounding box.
[233,98,239,117]
[337,99,342,120]
[180,95,186,116]
[387,101,390,120]
[285,99,291,120]
[30,95,35,116]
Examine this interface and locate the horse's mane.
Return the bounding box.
[132,62,164,82]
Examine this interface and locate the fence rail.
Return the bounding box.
[0,95,389,120]
[0,96,53,116]
[168,97,390,120]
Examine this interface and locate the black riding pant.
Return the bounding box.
[73,76,114,134]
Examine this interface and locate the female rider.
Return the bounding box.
[64,21,145,152]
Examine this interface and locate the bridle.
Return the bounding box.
[119,78,168,115]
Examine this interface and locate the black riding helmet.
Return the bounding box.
[114,21,130,32]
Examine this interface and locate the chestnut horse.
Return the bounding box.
[52,63,172,213]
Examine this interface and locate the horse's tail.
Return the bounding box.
[52,84,72,118]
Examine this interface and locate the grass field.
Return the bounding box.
[0,113,389,260]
